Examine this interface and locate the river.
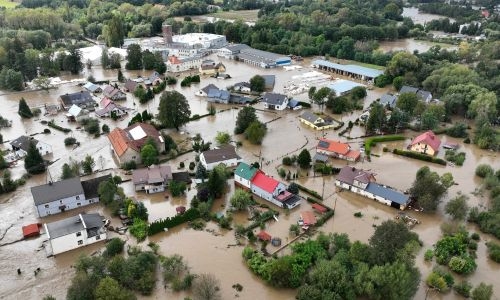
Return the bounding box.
[0,56,499,300]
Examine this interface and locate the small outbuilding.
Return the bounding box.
[257,231,272,241]
[22,223,41,238]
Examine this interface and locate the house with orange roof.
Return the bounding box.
[408,131,441,156]
[316,138,361,162]
[108,123,164,165]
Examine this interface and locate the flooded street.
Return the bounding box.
[378,39,457,54]
[402,7,455,25]
[0,55,499,300]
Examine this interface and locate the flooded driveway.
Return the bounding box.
[0,56,499,300]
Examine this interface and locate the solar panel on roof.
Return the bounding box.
[318,141,329,148]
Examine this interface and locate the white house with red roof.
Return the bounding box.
[250,171,301,209]
[316,138,361,162]
[409,131,441,156]
[166,56,202,73]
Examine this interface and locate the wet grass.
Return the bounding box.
[0,0,19,8]
[208,9,259,21]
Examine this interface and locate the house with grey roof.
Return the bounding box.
[59,91,96,110]
[207,88,230,104]
[312,59,384,81]
[200,146,243,171]
[103,85,127,101]
[31,178,88,217]
[299,111,335,130]
[399,85,433,103]
[83,82,102,94]
[380,93,397,108]
[196,84,219,97]
[44,213,107,256]
[132,165,172,194]
[10,135,52,157]
[335,166,410,210]
[261,75,275,91]
[261,92,289,110]
[233,82,251,93]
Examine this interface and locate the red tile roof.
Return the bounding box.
[22,223,41,238]
[100,97,112,108]
[108,123,162,158]
[317,138,350,155]
[410,131,441,152]
[301,211,317,226]
[345,150,361,160]
[108,128,130,157]
[251,171,279,193]
[312,203,327,213]
[257,231,272,241]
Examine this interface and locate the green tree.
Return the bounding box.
[18,98,33,118]
[207,166,227,198]
[142,50,156,70]
[81,155,95,175]
[158,91,191,130]
[118,69,124,82]
[32,76,52,92]
[287,182,299,194]
[297,149,311,169]
[364,262,420,300]
[369,220,420,265]
[410,166,450,212]
[472,283,493,300]
[61,163,77,179]
[366,102,386,134]
[67,271,96,300]
[235,106,257,134]
[64,46,83,75]
[312,87,331,111]
[244,121,267,145]
[249,75,265,92]
[468,92,498,122]
[25,142,46,174]
[396,93,419,115]
[445,195,469,221]
[423,64,480,96]
[0,68,24,91]
[192,273,221,300]
[103,15,125,47]
[95,277,136,300]
[442,83,487,116]
[101,48,110,68]
[125,44,143,70]
[351,86,367,100]
[196,163,208,180]
[215,131,231,145]
[392,76,404,91]
[98,179,118,205]
[386,52,421,78]
[230,189,253,211]
[169,180,187,197]
[308,86,317,103]
[103,238,125,257]
[475,164,494,178]
[140,144,158,167]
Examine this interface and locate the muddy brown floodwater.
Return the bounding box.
[0,55,499,300]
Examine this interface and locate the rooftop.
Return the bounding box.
[234,162,258,181]
[132,165,172,184]
[31,177,84,205]
[300,111,321,123]
[410,131,441,151]
[262,92,287,105]
[365,183,410,205]
[251,171,279,193]
[301,211,317,225]
[327,79,365,95]
[380,93,397,107]
[59,91,94,107]
[10,135,37,152]
[336,166,376,186]
[201,146,240,164]
[81,174,112,200]
[317,139,350,155]
[312,60,384,78]
[108,123,162,157]
[46,213,104,239]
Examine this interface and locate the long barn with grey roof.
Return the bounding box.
[312,59,384,81]
[31,177,98,217]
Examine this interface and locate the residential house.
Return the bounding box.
[199,60,226,75]
[261,92,289,110]
[103,85,127,101]
[250,171,301,209]
[316,138,361,162]
[123,79,138,93]
[196,84,219,97]
[335,166,410,210]
[300,211,317,226]
[233,82,251,93]
[299,111,335,130]
[66,104,89,122]
[144,71,163,86]
[408,131,441,156]
[83,82,102,94]
[59,91,95,110]
[31,178,86,217]
[95,98,130,118]
[261,75,275,91]
[132,165,172,194]
[399,85,433,103]
[199,146,242,171]
[10,135,52,157]
[44,213,107,256]
[81,174,113,202]
[108,122,164,165]
[207,88,230,104]
[166,56,202,73]
[380,93,397,108]
[234,162,258,190]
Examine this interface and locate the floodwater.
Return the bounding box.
[378,39,458,54]
[0,56,499,300]
[402,7,456,25]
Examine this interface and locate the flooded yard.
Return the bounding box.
[0,56,499,300]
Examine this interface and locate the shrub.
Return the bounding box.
[486,242,500,263]
[454,281,472,298]
[129,219,149,242]
[476,164,494,178]
[445,150,466,166]
[471,232,480,241]
[103,238,125,257]
[448,255,476,274]
[43,128,51,134]
[278,168,286,178]
[148,208,200,235]
[48,120,71,132]
[179,161,185,169]
[463,137,471,144]
[424,249,434,261]
[189,161,196,171]
[354,212,363,218]
[392,149,447,165]
[122,160,137,170]
[296,183,322,200]
[282,156,293,166]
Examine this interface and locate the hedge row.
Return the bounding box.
[364,135,405,155]
[316,210,335,226]
[47,120,71,133]
[148,208,200,235]
[392,149,447,166]
[243,210,278,234]
[297,184,323,200]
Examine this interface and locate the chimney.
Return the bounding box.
[162,24,173,44]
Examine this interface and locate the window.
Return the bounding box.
[59,200,63,204]
[76,195,80,200]
[76,232,82,237]
[96,235,100,240]
[77,240,83,245]
[89,199,93,203]
[44,204,49,208]
[77,202,81,206]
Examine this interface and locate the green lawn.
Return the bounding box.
[0,0,19,8]
[350,61,386,70]
[208,9,259,21]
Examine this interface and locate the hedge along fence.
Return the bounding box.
[305,197,335,226]
[242,210,278,234]
[296,183,323,200]
[392,149,447,166]
[364,135,405,156]
[47,120,71,133]
[148,208,200,235]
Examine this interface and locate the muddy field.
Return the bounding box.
[0,56,499,300]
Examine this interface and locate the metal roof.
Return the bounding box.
[327,80,364,95]
[365,183,409,205]
[31,178,84,205]
[300,111,320,123]
[234,162,258,181]
[201,146,240,164]
[380,93,397,107]
[312,59,384,78]
[46,213,104,239]
[262,92,287,105]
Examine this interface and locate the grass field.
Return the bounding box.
[0,0,19,8]
[208,9,259,21]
